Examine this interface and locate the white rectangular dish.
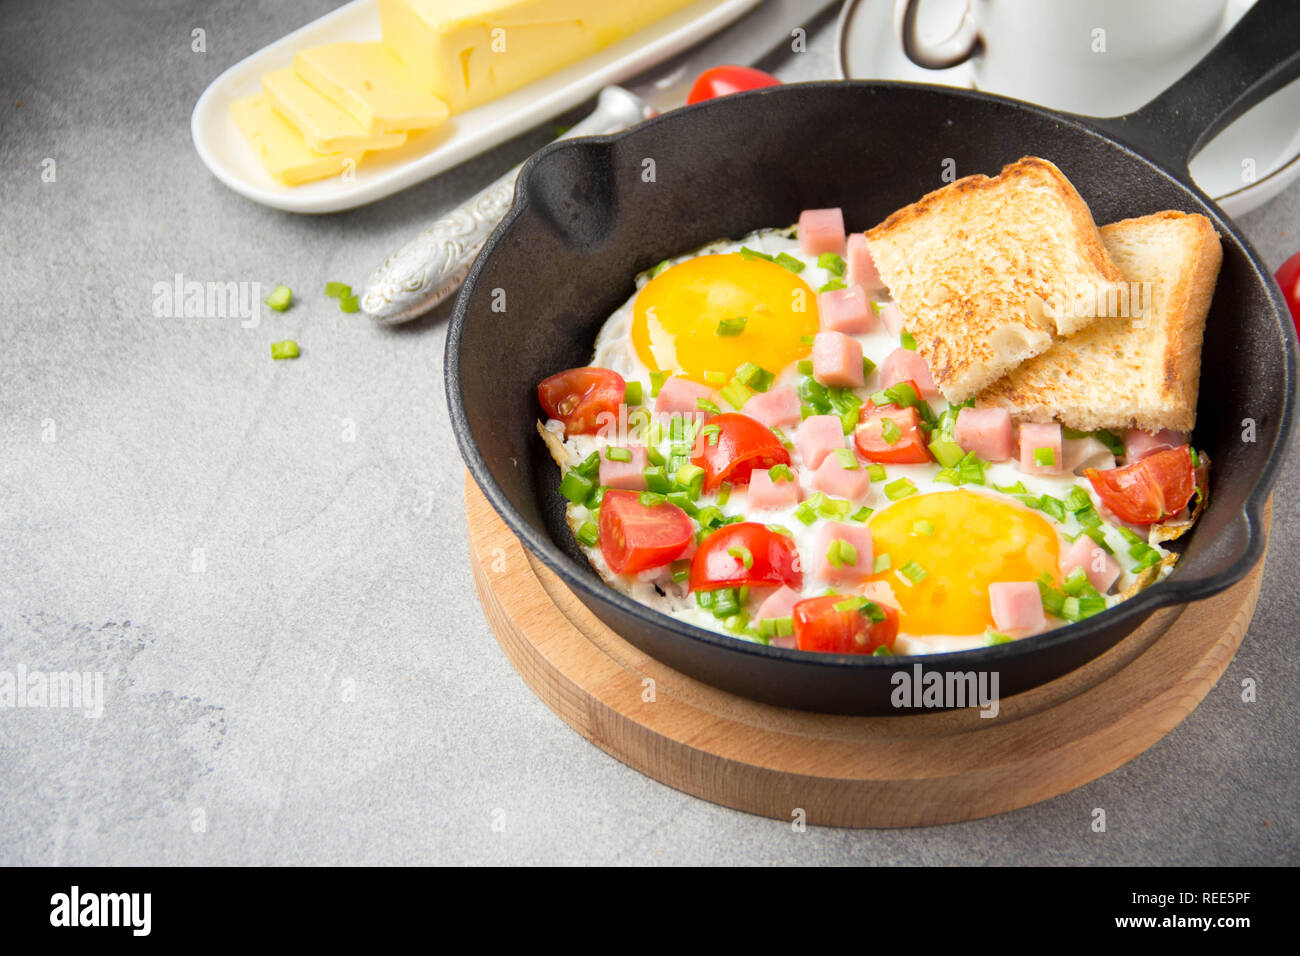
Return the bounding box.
[191,0,759,214]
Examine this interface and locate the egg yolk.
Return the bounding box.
[869,490,1061,635]
[632,254,819,385]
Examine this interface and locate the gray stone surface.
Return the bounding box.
[1,0,1295,866]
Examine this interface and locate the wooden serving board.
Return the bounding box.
[465,474,1268,827]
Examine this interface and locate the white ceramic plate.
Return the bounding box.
[835,0,1300,218]
[192,0,758,214]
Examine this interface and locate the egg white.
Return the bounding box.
[547,227,1173,655]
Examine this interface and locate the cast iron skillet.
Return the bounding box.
[447,0,1299,715]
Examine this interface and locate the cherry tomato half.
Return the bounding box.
[685,65,781,105]
[792,595,899,655]
[538,367,626,436]
[855,388,932,464]
[689,522,802,591]
[1276,250,1300,337]
[691,413,791,491]
[598,490,694,575]
[1086,445,1196,525]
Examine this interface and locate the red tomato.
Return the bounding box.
[689,522,802,591]
[1276,250,1300,335]
[538,367,625,436]
[691,413,791,491]
[685,65,781,105]
[792,595,900,655]
[855,391,931,464]
[1086,445,1196,525]
[598,490,693,575]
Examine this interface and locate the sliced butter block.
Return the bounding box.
[229,93,363,186]
[378,0,698,113]
[293,42,450,136]
[262,68,407,153]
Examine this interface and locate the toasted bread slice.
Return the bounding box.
[865,157,1126,401]
[977,211,1222,432]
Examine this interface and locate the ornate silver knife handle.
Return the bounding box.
[361,86,657,325]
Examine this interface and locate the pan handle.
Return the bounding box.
[1090,0,1300,176]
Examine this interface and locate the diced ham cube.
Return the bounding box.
[1061,536,1122,594]
[988,582,1047,634]
[818,285,874,334]
[795,415,846,470]
[877,301,905,335]
[748,467,801,511]
[756,585,800,622]
[955,407,1014,462]
[808,521,874,586]
[845,233,884,292]
[743,385,802,430]
[879,347,939,399]
[812,331,865,387]
[797,207,846,256]
[1019,422,1064,475]
[810,453,871,502]
[1123,428,1187,463]
[654,376,713,417]
[598,444,649,490]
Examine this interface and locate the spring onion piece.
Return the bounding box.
[605,446,632,462]
[1083,526,1113,553]
[870,300,885,314]
[701,424,722,446]
[649,371,669,397]
[774,251,805,273]
[670,559,690,583]
[928,438,964,468]
[573,451,601,478]
[984,631,1012,646]
[900,331,917,350]
[559,469,594,504]
[695,590,715,609]
[269,339,300,361]
[867,464,887,482]
[897,559,927,584]
[575,520,599,547]
[880,417,902,445]
[337,294,360,313]
[324,281,351,298]
[674,463,706,499]
[1064,485,1092,512]
[794,501,818,525]
[934,468,960,485]
[797,359,814,376]
[695,505,726,529]
[584,486,606,509]
[717,481,732,506]
[735,362,774,392]
[643,467,670,494]
[817,252,846,276]
[704,370,727,387]
[769,464,794,484]
[739,246,774,262]
[650,260,672,278]
[994,481,1028,495]
[826,539,858,569]
[716,315,747,337]
[911,519,936,537]
[818,497,852,521]
[719,379,753,410]
[1039,495,1067,523]
[1033,447,1056,467]
[265,285,292,311]
[638,491,667,507]
[872,645,892,656]
[666,491,698,516]
[696,397,720,415]
[727,544,754,570]
[622,381,643,406]
[872,381,919,409]
[819,278,846,293]
[711,587,741,618]
[862,356,877,380]
[873,553,890,573]
[884,477,916,500]
[832,447,859,470]
[851,506,874,523]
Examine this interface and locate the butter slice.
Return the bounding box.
[293,42,450,135]
[378,0,698,113]
[262,68,407,153]
[230,93,363,186]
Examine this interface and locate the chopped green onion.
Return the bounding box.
[984,631,1012,646]
[900,331,917,350]
[324,281,351,298]
[623,381,643,406]
[928,438,964,468]
[1033,447,1056,467]
[911,519,935,537]
[817,496,852,521]
[584,486,606,509]
[818,278,846,293]
[719,379,753,410]
[605,446,632,462]
[735,362,775,392]
[716,315,747,337]
[696,505,725,529]
[727,544,753,570]
[695,590,715,610]
[873,553,890,573]
[897,559,927,584]
[851,506,873,523]
[817,252,846,276]
[666,491,698,515]
[575,519,599,547]
[872,381,919,409]
[643,466,670,494]
[880,417,902,445]
[797,359,814,376]
[884,477,916,500]
[670,559,690,582]
[794,501,818,525]
[738,246,774,262]
[1061,566,1091,596]
[650,371,669,397]
[832,447,859,470]
[1039,495,1066,523]
[265,284,292,311]
[994,481,1028,495]
[1117,526,1145,545]
[574,451,601,478]
[870,300,885,315]
[1074,505,1102,528]
[673,463,705,499]
[867,464,887,482]
[862,356,877,379]
[337,294,360,313]
[559,470,594,504]
[717,481,732,506]
[650,259,672,278]
[1083,526,1113,553]
[638,491,667,506]
[774,251,805,273]
[701,424,722,446]
[1064,485,1092,512]
[704,370,727,386]
[872,645,892,657]
[270,339,299,360]
[933,468,960,485]
[769,464,794,484]
[826,538,858,569]
[696,397,721,415]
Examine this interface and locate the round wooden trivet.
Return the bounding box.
[466,474,1269,827]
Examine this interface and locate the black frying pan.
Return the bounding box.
[447,0,1300,715]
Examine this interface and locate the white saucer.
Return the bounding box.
[835,0,1300,218]
[191,0,757,214]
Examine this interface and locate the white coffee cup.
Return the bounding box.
[898,0,1231,115]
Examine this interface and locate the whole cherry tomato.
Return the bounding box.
[686,66,781,105]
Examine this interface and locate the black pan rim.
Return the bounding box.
[447,79,1296,675]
